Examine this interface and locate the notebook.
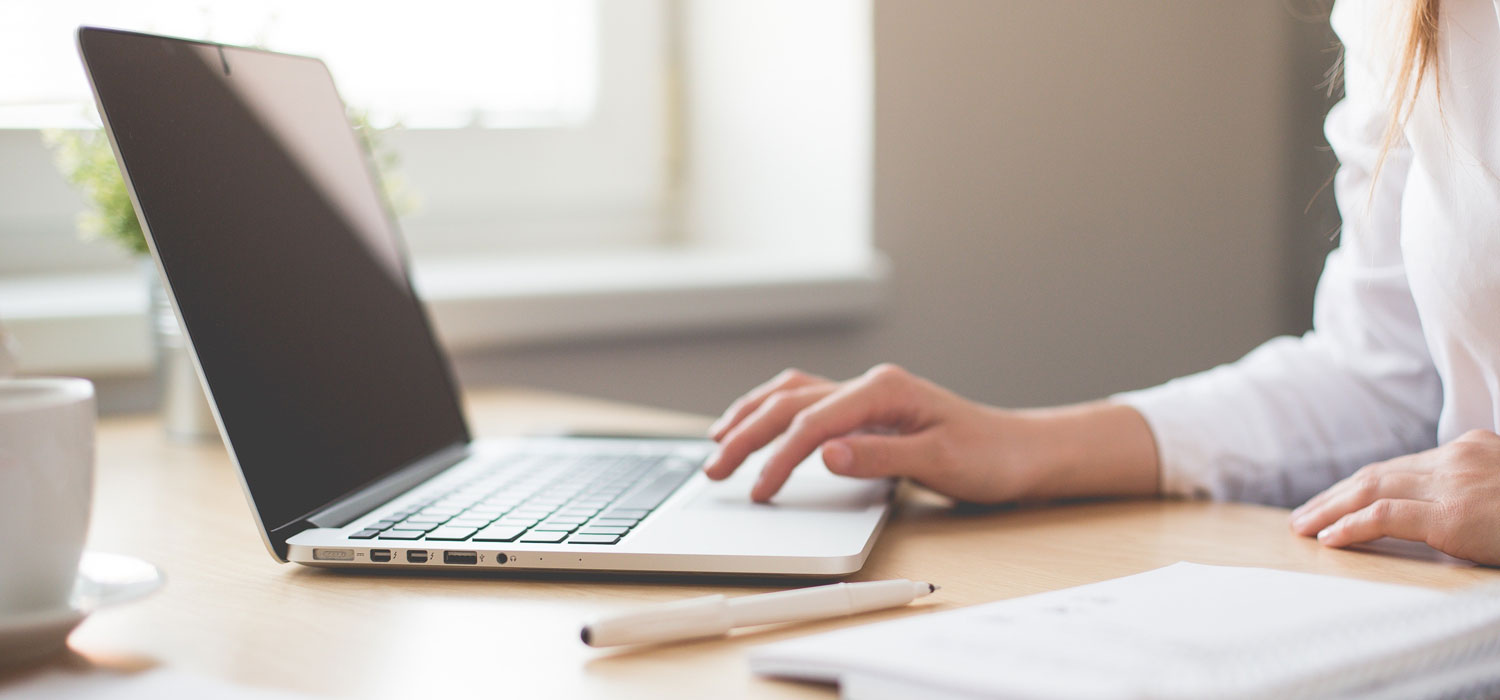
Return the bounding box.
[750,562,1500,700]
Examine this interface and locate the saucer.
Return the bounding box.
[0,552,164,666]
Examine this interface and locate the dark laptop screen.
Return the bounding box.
[79,28,470,533]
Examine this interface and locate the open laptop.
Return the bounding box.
[77,27,893,577]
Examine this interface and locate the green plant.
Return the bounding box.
[43,111,418,257]
[42,128,147,255]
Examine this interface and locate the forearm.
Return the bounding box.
[1006,401,1160,501]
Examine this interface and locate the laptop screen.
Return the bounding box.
[79,28,470,535]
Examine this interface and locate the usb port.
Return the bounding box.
[406,550,428,563]
[369,549,392,563]
[443,551,478,565]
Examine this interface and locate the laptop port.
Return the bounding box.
[443,551,478,565]
[369,549,392,563]
[406,550,428,563]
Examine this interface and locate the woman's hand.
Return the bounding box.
[702,364,1160,504]
[1290,430,1500,565]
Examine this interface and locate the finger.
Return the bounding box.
[1290,453,1433,521]
[1290,472,1431,537]
[703,384,836,480]
[822,433,939,479]
[751,367,923,502]
[709,369,827,441]
[1316,498,1439,548]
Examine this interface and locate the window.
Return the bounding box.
[0,0,668,272]
[0,0,883,377]
[0,1,598,130]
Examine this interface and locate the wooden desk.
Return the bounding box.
[24,389,1500,698]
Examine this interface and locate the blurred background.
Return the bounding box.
[0,1,1340,420]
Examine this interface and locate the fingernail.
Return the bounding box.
[707,418,725,438]
[752,473,770,500]
[1291,514,1309,532]
[1317,526,1335,542]
[823,441,852,473]
[703,447,722,473]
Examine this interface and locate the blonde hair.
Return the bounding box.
[1374,0,1441,182]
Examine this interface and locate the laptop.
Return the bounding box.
[77,27,893,577]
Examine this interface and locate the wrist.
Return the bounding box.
[1007,401,1161,501]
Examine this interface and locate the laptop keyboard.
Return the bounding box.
[348,446,706,546]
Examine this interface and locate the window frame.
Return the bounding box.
[0,0,670,273]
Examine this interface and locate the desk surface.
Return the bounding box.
[18,388,1499,698]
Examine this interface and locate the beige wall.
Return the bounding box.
[447,1,1340,418]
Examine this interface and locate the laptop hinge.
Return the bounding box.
[303,443,472,530]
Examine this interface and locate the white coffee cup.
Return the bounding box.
[0,378,95,617]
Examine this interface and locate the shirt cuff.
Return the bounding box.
[1111,383,1219,500]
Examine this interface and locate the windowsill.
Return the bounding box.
[0,248,889,376]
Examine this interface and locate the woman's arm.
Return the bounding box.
[710,2,1439,510]
[703,365,1158,503]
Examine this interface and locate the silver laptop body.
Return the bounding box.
[78,27,891,577]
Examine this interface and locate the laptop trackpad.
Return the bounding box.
[685,453,889,513]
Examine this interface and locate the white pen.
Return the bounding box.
[581,579,938,647]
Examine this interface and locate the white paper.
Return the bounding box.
[750,562,1482,700]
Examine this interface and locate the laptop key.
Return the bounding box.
[600,508,649,519]
[578,526,628,536]
[378,529,426,540]
[349,529,382,539]
[519,530,569,543]
[404,513,450,523]
[590,518,640,528]
[426,526,478,541]
[473,525,527,542]
[568,534,621,545]
[613,467,695,511]
[540,515,588,525]
[535,521,581,533]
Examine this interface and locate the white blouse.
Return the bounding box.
[1116,0,1500,507]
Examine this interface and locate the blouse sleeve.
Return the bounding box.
[1111,0,1442,507]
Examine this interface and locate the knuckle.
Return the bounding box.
[777,368,808,384]
[1444,440,1483,464]
[1440,497,1471,527]
[762,392,793,415]
[1366,499,1395,524]
[1458,428,1497,443]
[1354,474,1381,501]
[866,363,908,384]
[786,410,816,437]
